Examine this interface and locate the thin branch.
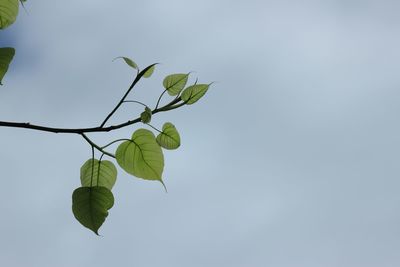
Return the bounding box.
[81,133,115,158]
[100,64,156,127]
[156,96,182,111]
[157,101,186,112]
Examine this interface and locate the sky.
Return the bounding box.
[1,0,400,266]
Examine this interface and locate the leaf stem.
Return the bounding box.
[154,89,168,110]
[123,100,148,108]
[146,123,162,133]
[90,146,95,187]
[100,139,131,149]
[97,154,105,187]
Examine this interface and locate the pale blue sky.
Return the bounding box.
[1,1,400,266]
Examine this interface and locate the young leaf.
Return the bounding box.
[80,159,117,190]
[0,0,19,29]
[156,122,181,150]
[114,56,138,70]
[143,65,155,78]
[0,47,15,85]
[163,73,189,96]
[181,84,210,105]
[72,186,114,235]
[116,129,164,181]
[140,107,152,123]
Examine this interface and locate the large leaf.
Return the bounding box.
[72,186,114,235]
[114,56,138,70]
[80,159,117,190]
[156,122,181,150]
[181,84,210,105]
[116,129,164,181]
[0,47,15,85]
[0,0,19,29]
[163,73,189,96]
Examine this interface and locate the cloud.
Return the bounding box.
[1,1,400,266]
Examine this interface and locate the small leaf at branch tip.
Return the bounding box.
[142,64,156,78]
[113,56,138,70]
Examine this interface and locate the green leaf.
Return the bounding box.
[72,186,114,235]
[0,0,19,29]
[163,73,189,96]
[0,47,15,85]
[116,129,164,181]
[143,65,155,78]
[114,56,138,70]
[140,107,152,123]
[181,84,210,105]
[80,159,117,190]
[156,122,181,150]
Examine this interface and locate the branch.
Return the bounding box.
[81,133,115,158]
[100,64,157,127]
[0,97,183,134]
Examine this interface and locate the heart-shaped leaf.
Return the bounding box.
[163,73,189,96]
[80,159,117,190]
[0,0,19,29]
[0,47,15,85]
[116,129,164,181]
[72,186,114,235]
[156,122,181,150]
[181,84,210,105]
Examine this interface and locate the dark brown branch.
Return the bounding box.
[0,97,183,134]
[81,133,115,158]
[100,64,157,128]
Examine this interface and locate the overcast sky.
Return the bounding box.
[1,1,400,266]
